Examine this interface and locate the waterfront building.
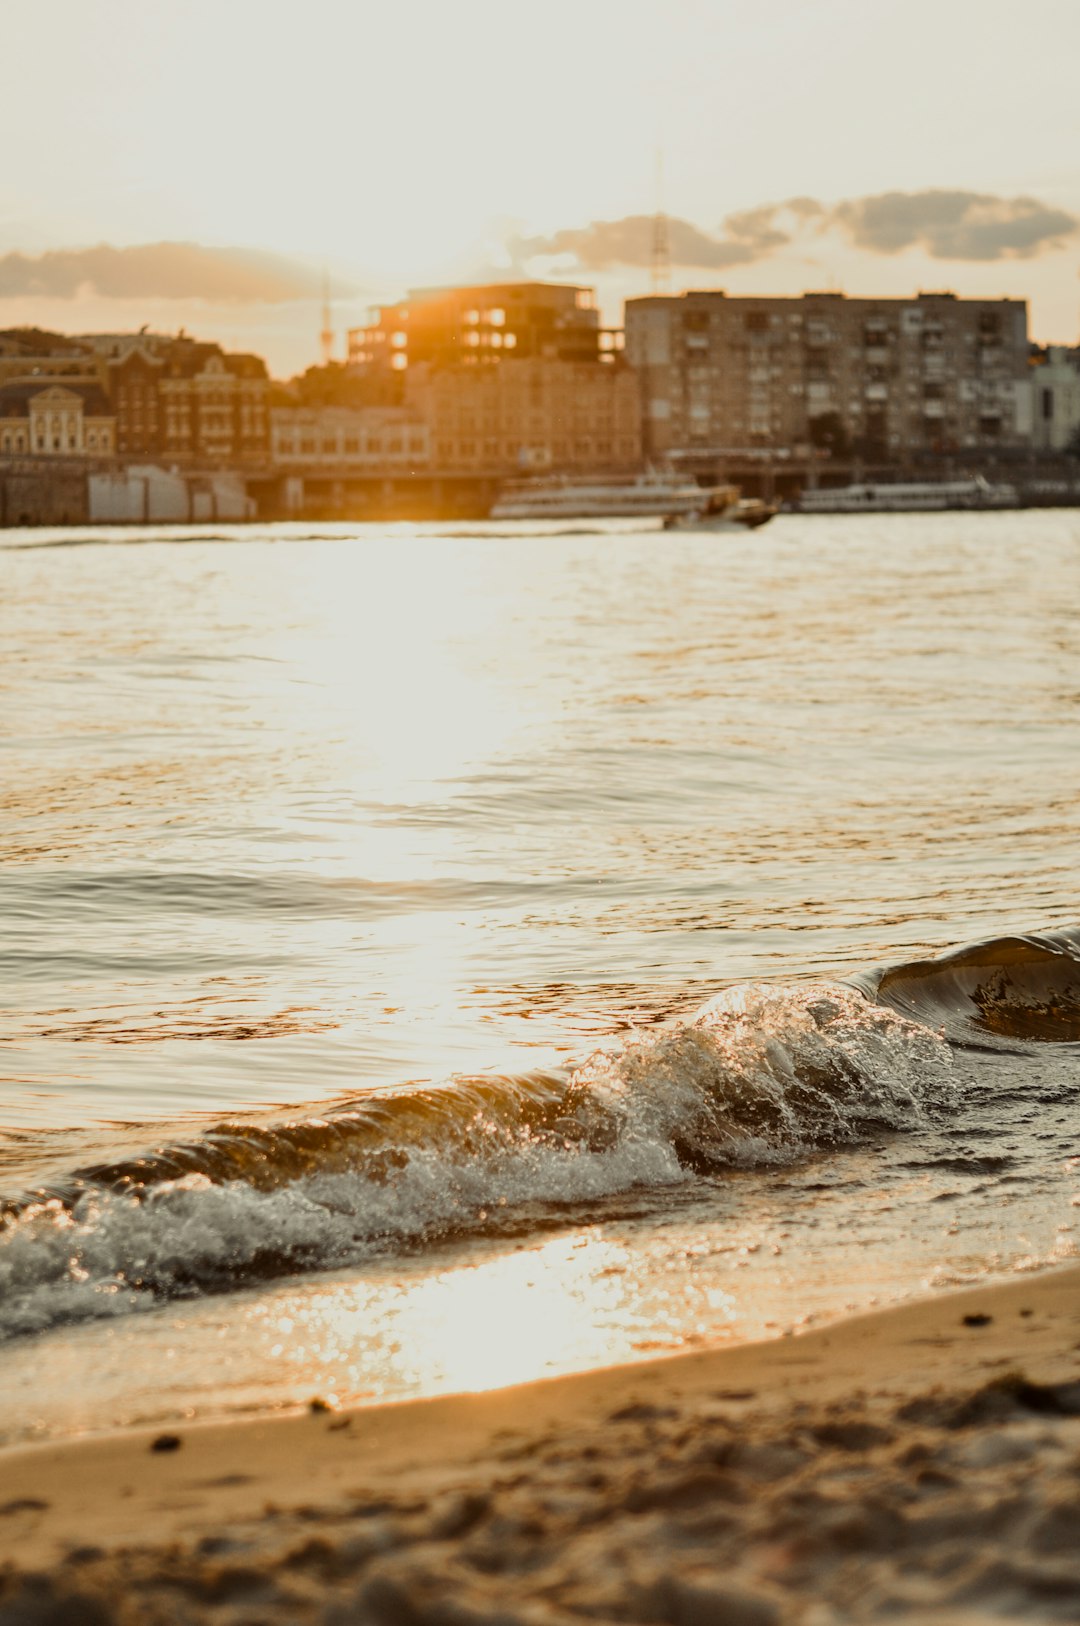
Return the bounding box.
[345,281,634,476]
[105,345,165,456]
[1026,347,1080,453]
[84,333,270,464]
[348,282,622,380]
[157,344,270,465]
[0,381,115,457]
[624,291,1031,462]
[271,406,430,469]
[404,357,641,475]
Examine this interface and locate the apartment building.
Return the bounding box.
[158,347,269,465]
[94,334,271,463]
[624,291,1031,461]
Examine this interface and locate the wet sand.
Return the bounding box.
[1,1266,1079,1624]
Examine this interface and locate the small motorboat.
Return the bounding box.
[662,488,777,532]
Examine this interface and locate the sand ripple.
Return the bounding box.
[2,1369,1079,1624]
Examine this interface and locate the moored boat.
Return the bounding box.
[489,469,717,521]
[792,476,1020,514]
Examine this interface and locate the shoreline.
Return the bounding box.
[2,1264,1079,1621]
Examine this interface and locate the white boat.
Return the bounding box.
[663,488,777,532]
[489,469,717,521]
[794,476,1020,514]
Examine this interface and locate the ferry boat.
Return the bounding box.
[794,476,1020,514]
[489,469,716,521]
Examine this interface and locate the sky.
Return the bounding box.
[3,0,1079,376]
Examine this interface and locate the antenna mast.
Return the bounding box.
[651,150,671,295]
[320,268,334,365]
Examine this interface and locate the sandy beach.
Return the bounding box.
[1,1266,1078,1624]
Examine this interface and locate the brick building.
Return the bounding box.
[405,357,641,475]
[105,346,163,456]
[83,333,271,463]
[157,344,269,465]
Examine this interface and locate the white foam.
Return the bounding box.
[0,982,951,1342]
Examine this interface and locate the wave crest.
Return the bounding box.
[852,927,1080,1049]
[0,982,949,1341]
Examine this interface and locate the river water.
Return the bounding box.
[2,511,1079,1442]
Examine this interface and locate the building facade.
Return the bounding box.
[0,382,115,457]
[348,282,622,380]
[624,291,1031,461]
[105,345,164,456]
[1027,347,1080,453]
[405,357,641,474]
[271,406,430,470]
[158,346,270,465]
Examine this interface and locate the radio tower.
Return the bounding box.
[651,150,671,295]
[319,268,334,365]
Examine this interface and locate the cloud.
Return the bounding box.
[520,190,1077,273]
[832,190,1077,260]
[0,243,329,303]
[516,215,759,271]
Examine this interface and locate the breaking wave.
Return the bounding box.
[0,982,951,1341]
[851,927,1080,1050]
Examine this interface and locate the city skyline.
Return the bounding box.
[3,0,1080,374]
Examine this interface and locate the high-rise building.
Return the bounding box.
[624,291,1031,462]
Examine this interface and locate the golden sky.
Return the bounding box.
[3,0,1079,374]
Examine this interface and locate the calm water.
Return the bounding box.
[2,512,1079,1442]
